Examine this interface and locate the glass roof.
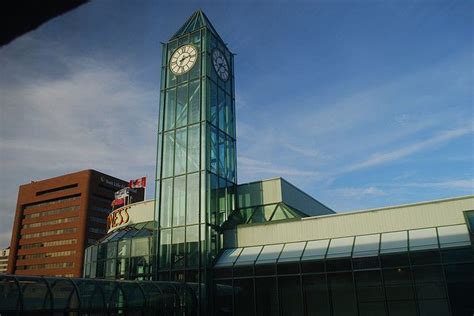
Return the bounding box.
[96,221,155,244]
[234,246,262,266]
[214,224,472,267]
[352,234,380,257]
[256,244,284,264]
[278,242,306,262]
[223,202,304,230]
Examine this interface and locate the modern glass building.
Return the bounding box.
[3,9,473,316]
[82,10,473,316]
[82,184,474,316]
[154,10,238,314]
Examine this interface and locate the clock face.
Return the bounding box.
[212,49,230,81]
[170,44,198,75]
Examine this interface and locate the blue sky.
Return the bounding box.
[0,0,472,247]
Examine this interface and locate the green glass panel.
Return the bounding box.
[186,225,199,268]
[188,80,200,124]
[466,211,474,233]
[172,227,185,268]
[210,173,219,225]
[174,128,187,175]
[218,131,226,178]
[107,241,117,259]
[167,40,178,61]
[161,44,167,68]
[173,176,186,226]
[231,140,236,183]
[167,42,177,87]
[226,94,233,136]
[227,181,235,213]
[159,229,171,268]
[118,239,130,257]
[156,134,162,179]
[131,256,150,276]
[200,171,206,223]
[249,205,277,223]
[162,131,174,178]
[154,180,160,218]
[201,122,206,171]
[176,85,188,127]
[164,89,176,130]
[210,126,218,174]
[187,125,199,172]
[208,53,217,83]
[227,56,234,93]
[271,204,296,221]
[105,259,116,277]
[177,71,189,85]
[218,178,227,225]
[210,81,218,126]
[218,88,225,131]
[192,30,201,48]
[239,207,254,224]
[189,53,200,80]
[226,137,232,181]
[160,178,173,228]
[160,66,166,91]
[200,78,206,121]
[178,34,189,45]
[159,88,165,131]
[186,173,200,225]
[184,19,196,34]
[117,258,129,277]
[131,237,149,257]
[200,224,207,267]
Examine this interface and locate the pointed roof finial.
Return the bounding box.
[169,9,223,42]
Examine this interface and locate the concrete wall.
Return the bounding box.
[236,178,282,208]
[235,196,474,247]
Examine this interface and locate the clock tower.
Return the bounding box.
[154,10,236,313]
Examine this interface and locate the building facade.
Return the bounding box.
[0,248,9,273]
[78,10,474,316]
[214,196,474,316]
[154,10,238,313]
[7,169,143,277]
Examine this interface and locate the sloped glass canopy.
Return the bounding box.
[97,221,155,244]
[223,202,304,229]
[214,224,472,267]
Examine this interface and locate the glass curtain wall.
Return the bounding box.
[155,12,236,315]
[83,222,155,280]
[213,246,474,316]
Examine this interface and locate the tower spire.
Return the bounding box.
[169,9,224,43]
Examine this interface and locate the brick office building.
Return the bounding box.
[7,169,144,277]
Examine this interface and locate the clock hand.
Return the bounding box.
[179,55,189,63]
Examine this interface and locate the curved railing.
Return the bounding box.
[0,275,198,315]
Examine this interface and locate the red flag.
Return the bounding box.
[129,177,147,188]
[111,198,125,207]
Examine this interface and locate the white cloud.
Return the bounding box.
[335,186,386,199]
[238,156,322,180]
[400,179,474,191]
[0,55,157,247]
[343,126,473,173]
